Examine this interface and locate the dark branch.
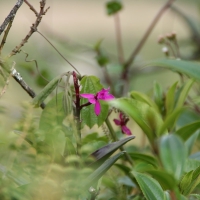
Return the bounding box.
[122,0,176,79]
[0,0,24,35]
[8,0,50,57]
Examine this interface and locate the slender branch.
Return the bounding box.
[114,13,124,65]
[11,68,45,109]
[122,0,176,79]
[0,21,14,54]
[24,0,39,17]
[8,0,50,57]
[0,0,24,35]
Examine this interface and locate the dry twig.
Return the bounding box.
[8,0,50,57]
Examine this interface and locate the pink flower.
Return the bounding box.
[80,88,114,116]
[114,113,132,135]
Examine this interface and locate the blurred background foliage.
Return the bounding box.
[0,0,200,129]
[1,0,200,199]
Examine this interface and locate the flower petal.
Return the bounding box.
[113,119,121,126]
[80,93,95,99]
[122,125,132,135]
[94,100,101,116]
[97,87,114,100]
[119,113,123,121]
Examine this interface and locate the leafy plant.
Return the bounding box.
[0,0,200,200]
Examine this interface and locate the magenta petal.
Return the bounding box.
[103,94,115,100]
[80,94,95,99]
[113,119,121,126]
[88,98,96,104]
[94,100,101,116]
[122,125,132,135]
[119,113,123,121]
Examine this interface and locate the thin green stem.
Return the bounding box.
[105,118,133,166]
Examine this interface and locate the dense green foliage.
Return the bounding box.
[0,0,200,200]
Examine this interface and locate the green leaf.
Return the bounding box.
[176,120,200,141]
[180,166,200,196]
[146,170,177,190]
[175,79,194,109]
[132,172,165,200]
[165,81,178,116]
[159,134,187,180]
[90,136,135,168]
[106,1,122,15]
[80,76,109,128]
[153,81,164,113]
[85,152,124,188]
[128,152,159,167]
[179,170,193,195]
[32,75,61,107]
[39,92,65,132]
[158,107,185,135]
[129,91,159,112]
[147,59,200,81]
[108,98,164,144]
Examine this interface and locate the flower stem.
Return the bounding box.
[73,71,82,156]
[105,118,133,166]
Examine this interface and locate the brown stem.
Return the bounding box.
[8,0,50,57]
[24,0,39,17]
[122,0,176,80]
[0,21,13,54]
[73,71,82,155]
[0,0,23,35]
[114,13,124,65]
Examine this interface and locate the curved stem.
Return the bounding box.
[105,118,133,166]
[122,0,176,80]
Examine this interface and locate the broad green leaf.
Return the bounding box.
[146,170,177,190]
[165,81,178,116]
[158,107,185,135]
[176,121,200,141]
[175,79,194,109]
[134,162,155,173]
[106,1,123,15]
[32,75,61,107]
[159,135,187,180]
[89,136,135,168]
[85,152,124,188]
[132,172,165,200]
[39,92,65,132]
[129,91,159,112]
[80,76,109,128]
[129,152,159,167]
[147,59,200,81]
[108,98,164,144]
